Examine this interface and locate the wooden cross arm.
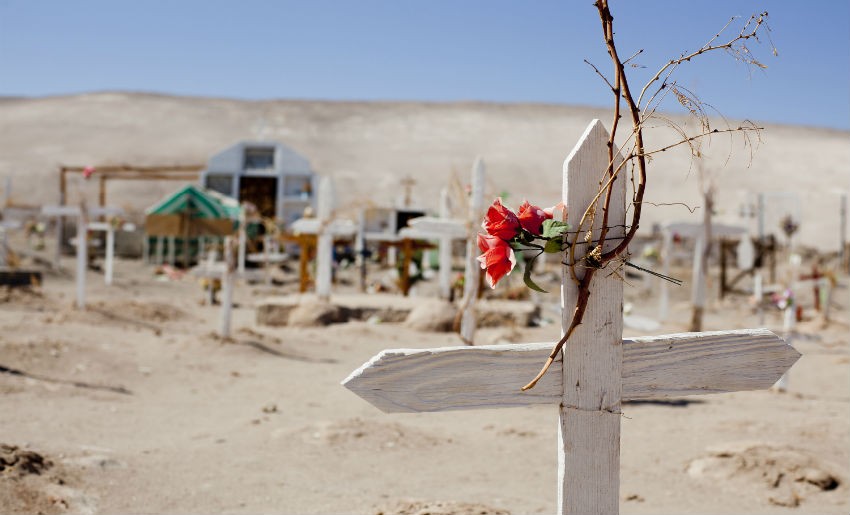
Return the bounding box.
[342,328,800,413]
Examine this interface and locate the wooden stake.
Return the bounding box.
[559,119,625,515]
[438,188,453,300]
[105,226,114,286]
[220,236,235,339]
[460,158,485,344]
[315,177,335,300]
[75,215,86,309]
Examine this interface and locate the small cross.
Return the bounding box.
[399,175,416,208]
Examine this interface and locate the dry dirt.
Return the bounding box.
[0,253,847,514]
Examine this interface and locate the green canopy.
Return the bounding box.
[145,184,242,219]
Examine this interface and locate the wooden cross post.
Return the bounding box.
[398,207,467,301]
[460,157,485,344]
[237,210,247,277]
[438,188,453,299]
[86,222,116,286]
[400,175,416,208]
[219,236,236,339]
[87,220,133,286]
[315,176,336,300]
[342,121,801,514]
[42,205,122,309]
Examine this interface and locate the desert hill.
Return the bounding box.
[0,92,847,249]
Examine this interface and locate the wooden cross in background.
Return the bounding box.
[343,120,801,514]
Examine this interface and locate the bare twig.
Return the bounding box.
[522,1,771,391]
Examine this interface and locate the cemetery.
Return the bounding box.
[0,2,848,514]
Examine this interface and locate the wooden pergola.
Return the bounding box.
[54,164,204,265]
[59,164,204,208]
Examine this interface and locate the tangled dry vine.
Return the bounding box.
[521,1,773,391]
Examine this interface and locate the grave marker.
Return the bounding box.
[42,205,122,308]
[315,176,335,300]
[220,236,235,338]
[87,220,135,286]
[343,120,800,514]
[438,188,453,299]
[460,157,485,344]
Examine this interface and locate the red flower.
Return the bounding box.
[82,166,95,180]
[477,233,516,288]
[481,198,520,240]
[517,200,553,235]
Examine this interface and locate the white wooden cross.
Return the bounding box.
[460,157,485,343]
[42,205,123,309]
[342,121,801,514]
[658,222,747,321]
[86,220,135,286]
[290,176,357,299]
[314,176,335,300]
[398,191,467,300]
[220,236,236,338]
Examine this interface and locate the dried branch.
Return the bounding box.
[522,2,772,391]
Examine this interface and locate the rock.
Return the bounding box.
[802,467,839,491]
[768,486,800,507]
[256,303,296,326]
[687,442,842,507]
[0,444,52,476]
[476,327,524,345]
[404,300,457,332]
[476,300,539,328]
[287,300,349,327]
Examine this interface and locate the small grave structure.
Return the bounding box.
[200,141,316,228]
[144,184,240,267]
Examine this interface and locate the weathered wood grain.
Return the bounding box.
[342,342,562,413]
[621,328,800,399]
[558,119,625,515]
[460,158,485,343]
[342,328,798,413]
[315,176,335,300]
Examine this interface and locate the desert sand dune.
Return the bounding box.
[1,92,847,249]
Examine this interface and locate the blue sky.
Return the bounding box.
[1,0,848,129]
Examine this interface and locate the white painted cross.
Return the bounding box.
[438,188,454,299]
[398,195,467,300]
[315,176,335,300]
[658,222,747,321]
[342,121,800,514]
[220,235,236,339]
[42,205,123,309]
[460,157,485,343]
[87,220,136,286]
[290,176,357,298]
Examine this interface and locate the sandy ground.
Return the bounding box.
[0,248,847,514]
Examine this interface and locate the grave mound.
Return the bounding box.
[686,442,842,507]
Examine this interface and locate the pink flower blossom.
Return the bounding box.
[481,198,521,240]
[517,200,552,235]
[477,233,516,288]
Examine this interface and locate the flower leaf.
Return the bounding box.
[543,238,563,254]
[541,219,570,239]
[522,254,548,293]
